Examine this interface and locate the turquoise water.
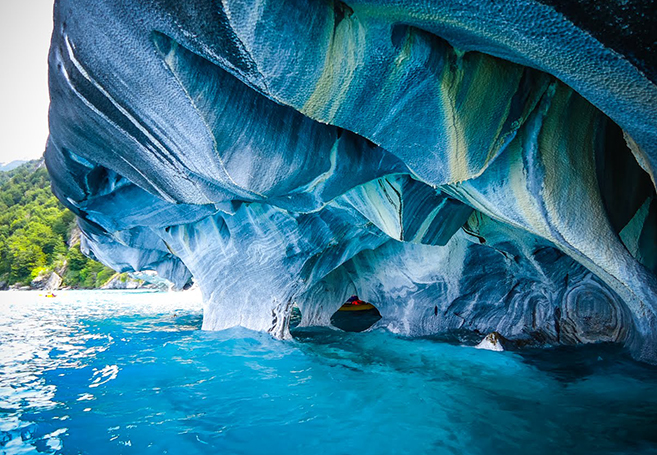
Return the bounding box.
[1,291,657,455]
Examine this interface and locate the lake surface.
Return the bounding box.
[1,290,656,454]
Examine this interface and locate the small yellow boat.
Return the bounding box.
[338,296,375,312]
[339,302,375,312]
[45,293,57,298]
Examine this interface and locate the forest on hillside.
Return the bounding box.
[0,160,116,288]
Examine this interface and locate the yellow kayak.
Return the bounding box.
[338,302,376,312]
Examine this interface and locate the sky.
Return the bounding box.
[0,1,55,163]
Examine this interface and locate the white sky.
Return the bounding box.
[0,1,55,163]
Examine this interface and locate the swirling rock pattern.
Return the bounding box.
[46,0,657,360]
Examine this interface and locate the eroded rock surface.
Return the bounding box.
[46,0,657,359]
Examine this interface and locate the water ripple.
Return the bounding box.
[1,290,657,454]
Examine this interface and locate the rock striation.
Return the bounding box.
[46,0,657,360]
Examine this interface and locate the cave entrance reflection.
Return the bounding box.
[330,296,382,332]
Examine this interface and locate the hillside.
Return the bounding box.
[0,159,117,289]
[0,160,27,173]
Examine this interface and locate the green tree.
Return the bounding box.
[0,160,116,288]
[7,236,46,283]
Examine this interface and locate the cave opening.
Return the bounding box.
[290,303,302,330]
[330,295,382,332]
[596,115,655,235]
[595,116,657,272]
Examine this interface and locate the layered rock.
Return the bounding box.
[31,271,62,291]
[46,0,657,359]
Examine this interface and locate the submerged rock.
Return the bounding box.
[46,0,657,360]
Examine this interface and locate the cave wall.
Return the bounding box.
[46,0,657,360]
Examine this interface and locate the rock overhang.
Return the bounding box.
[46,0,657,360]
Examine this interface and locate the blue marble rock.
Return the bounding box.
[46,0,657,361]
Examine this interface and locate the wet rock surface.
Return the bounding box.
[46,0,657,360]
